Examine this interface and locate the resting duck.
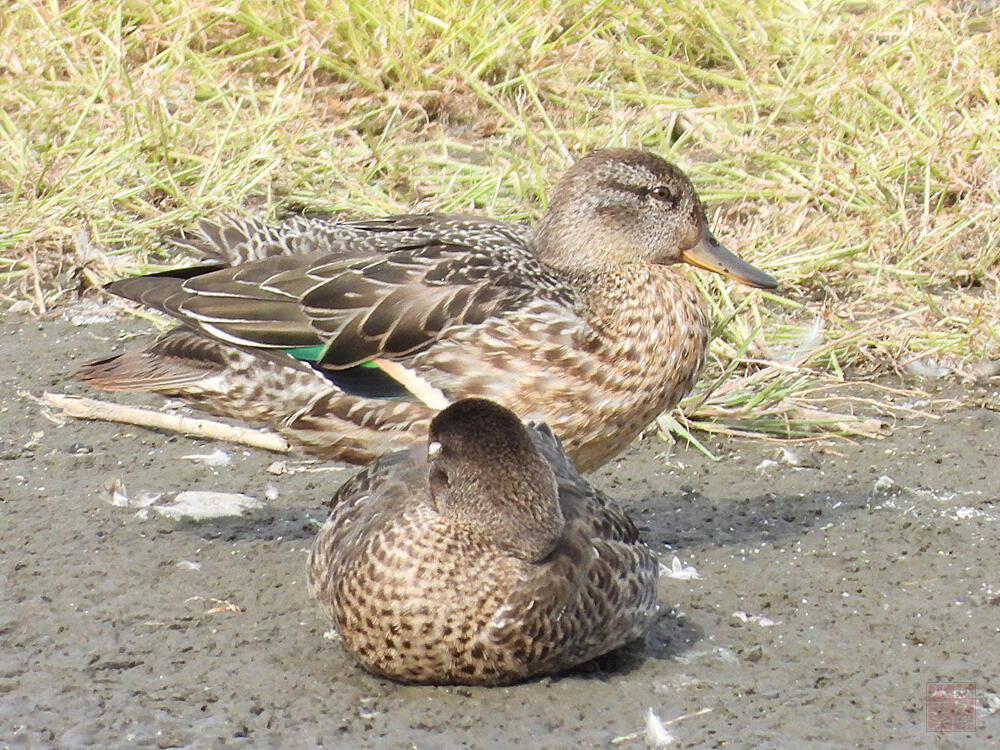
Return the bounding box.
[77,149,776,470]
[307,398,660,685]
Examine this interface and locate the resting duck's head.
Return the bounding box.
[426,398,564,562]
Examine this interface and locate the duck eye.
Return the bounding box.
[649,185,677,205]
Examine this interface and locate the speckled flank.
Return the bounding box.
[76,149,770,471]
[307,399,659,686]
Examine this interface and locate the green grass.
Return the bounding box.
[2,0,998,439]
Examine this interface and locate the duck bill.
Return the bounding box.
[682,225,777,289]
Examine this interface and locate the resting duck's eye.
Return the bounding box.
[649,185,678,205]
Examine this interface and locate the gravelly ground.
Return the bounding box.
[1,304,997,749]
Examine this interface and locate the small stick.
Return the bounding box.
[42,392,290,453]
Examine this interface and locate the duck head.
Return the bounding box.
[426,398,564,563]
[534,148,777,289]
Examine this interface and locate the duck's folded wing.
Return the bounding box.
[168,214,532,264]
[324,445,424,514]
[482,518,657,670]
[308,446,428,604]
[106,235,563,368]
[483,520,596,646]
[528,422,645,546]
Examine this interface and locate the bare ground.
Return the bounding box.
[1,304,997,749]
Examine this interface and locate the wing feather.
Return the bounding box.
[106,217,572,370]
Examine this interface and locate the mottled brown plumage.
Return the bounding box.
[77,149,776,470]
[307,398,659,685]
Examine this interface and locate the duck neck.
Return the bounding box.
[568,264,705,342]
[563,264,712,423]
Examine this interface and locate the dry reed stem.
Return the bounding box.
[42,392,290,453]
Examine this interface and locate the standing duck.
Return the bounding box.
[77,149,776,470]
[307,397,660,685]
